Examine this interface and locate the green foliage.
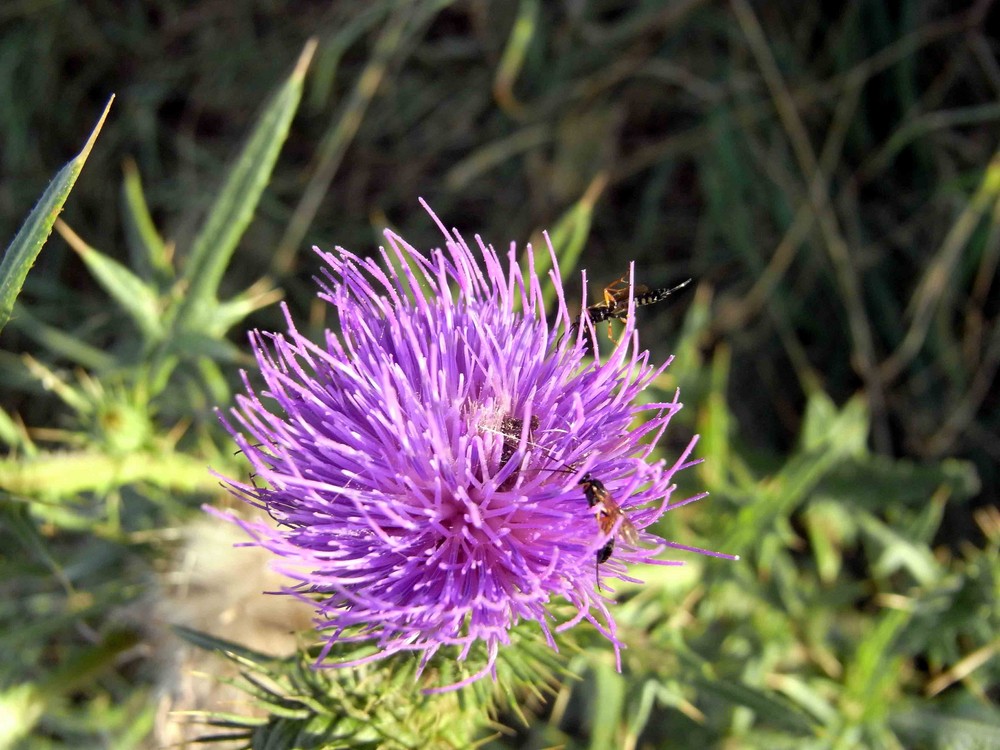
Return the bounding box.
[174,623,565,749]
[0,98,112,333]
[168,41,316,350]
[519,362,994,748]
[1,2,998,748]
[2,41,313,507]
[0,39,314,748]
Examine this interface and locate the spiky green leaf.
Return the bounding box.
[172,40,315,333]
[0,96,113,332]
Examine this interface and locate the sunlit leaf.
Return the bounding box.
[0,96,113,333]
[172,40,316,332]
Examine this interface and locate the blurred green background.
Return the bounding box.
[1,1,998,748]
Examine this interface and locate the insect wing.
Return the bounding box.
[616,514,640,547]
[593,489,640,547]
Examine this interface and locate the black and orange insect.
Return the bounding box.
[579,472,640,588]
[484,419,640,588]
[572,276,693,341]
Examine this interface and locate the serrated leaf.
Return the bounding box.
[173,40,315,333]
[0,96,114,333]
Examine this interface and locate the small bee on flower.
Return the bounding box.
[579,472,640,586]
[492,417,640,590]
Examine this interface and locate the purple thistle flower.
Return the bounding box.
[214,200,733,691]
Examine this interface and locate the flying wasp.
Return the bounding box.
[571,276,692,341]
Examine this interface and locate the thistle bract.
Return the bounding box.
[216,201,720,690]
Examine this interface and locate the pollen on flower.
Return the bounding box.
[212,199,734,691]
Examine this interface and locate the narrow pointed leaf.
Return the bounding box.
[0,683,45,749]
[211,280,283,335]
[0,96,114,333]
[844,608,910,718]
[493,0,539,115]
[20,355,92,414]
[892,708,1000,750]
[0,408,25,451]
[273,6,418,273]
[174,40,316,331]
[7,305,114,371]
[172,625,276,665]
[693,675,817,734]
[57,220,162,339]
[121,158,173,282]
[589,663,626,750]
[35,628,141,698]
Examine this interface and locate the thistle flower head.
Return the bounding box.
[216,201,725,690]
